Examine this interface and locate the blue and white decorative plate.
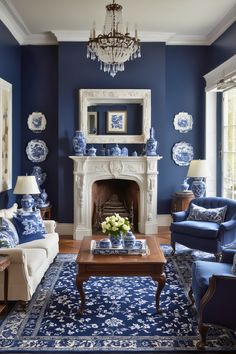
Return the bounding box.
[173,112,193,133]
[172,141,194,166]
[26,139,48,162]
[27,112,46,132]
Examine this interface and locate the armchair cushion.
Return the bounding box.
[192,260,233,310]
[171,220,220,239]
[187,203,227,224]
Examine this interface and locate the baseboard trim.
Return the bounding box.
[56,215,172,236]
[157,214,172,226]
[56,223,73,236]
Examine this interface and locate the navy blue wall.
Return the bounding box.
[21,46,58,218]
[210,22,236,69]
[1,18,235,220]
[164,46,209,212]
[58,42,166,221]
[0,21,21,208]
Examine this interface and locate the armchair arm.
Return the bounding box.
[43,220,56,234]
[172,210,188,222]
[219,219,236,232]
[0,248,26,263]
[221,248,236,264]
[200,275,236,330]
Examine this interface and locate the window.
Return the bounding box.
[222,88,236,199]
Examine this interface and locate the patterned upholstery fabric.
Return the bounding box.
[187,203,227,224]
[13,211,45,244]
[0,217,19,248]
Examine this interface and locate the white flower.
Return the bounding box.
[101,213,131,236]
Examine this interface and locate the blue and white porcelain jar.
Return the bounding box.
[123,231,136,249]
[146,127,158,156]
[73,130,86,156]
[88,146,97,156]
[109,232,122,248]
[99,238,112,248]
[112,144,121,156]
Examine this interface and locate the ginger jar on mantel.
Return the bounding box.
[73,130,86,156]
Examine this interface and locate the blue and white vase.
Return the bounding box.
[109,233,122,248]
[73,130,86,156]
[146,127,158,156]
[123,231,136,249]
[181,178,190,192]
[112,144,121,156]
[121,147,128,156]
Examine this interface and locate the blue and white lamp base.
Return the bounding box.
[191,178,206,198]
[21,194,35,212]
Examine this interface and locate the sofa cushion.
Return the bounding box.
[188,203,227,224]
[171,220,220,239]
[16,233,59,260]
[192,260,233,310]
[13,212,45,244]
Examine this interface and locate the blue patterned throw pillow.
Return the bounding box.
[13,211,45,244]
[187,203,227,224]
[0,217,19,248]
[2,217,19,245]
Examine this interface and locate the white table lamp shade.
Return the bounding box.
[187,160,209,178]
[13,176,40,195]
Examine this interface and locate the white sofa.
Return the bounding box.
[0,205,59,302]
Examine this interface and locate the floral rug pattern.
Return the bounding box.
[0,246,235,352]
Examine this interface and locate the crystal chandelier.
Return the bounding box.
[87,0,141,77]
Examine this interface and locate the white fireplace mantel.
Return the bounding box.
[69,156,162,240]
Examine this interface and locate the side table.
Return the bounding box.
[171,191,194,213]
[40,205,52,220]
[0,254,10,315]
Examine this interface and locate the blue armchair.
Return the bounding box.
[170,197,236,258]
[189,248,236,348]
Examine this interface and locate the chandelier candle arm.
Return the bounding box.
[87,0,141,77]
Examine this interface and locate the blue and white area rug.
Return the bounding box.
[0,245,235,353]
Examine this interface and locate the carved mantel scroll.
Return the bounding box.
[69,156,162,240]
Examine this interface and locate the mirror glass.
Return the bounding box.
[79,89,151,144]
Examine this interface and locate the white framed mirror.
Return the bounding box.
[79,89,151,144]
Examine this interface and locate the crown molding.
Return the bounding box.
[166,34,209,46]
[0,0,28,44]
[206,5,236,45]
[1,0,235,46]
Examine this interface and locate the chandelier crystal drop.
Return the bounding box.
[87,0,141,77]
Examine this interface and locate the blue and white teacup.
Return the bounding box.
[99,238,112,248]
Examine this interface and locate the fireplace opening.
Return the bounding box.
[92,179,139,233]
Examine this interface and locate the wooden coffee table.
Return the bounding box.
[76,235,166,314]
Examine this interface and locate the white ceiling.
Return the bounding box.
[0,0,236,45]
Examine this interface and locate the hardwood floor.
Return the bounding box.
[59,226,171,253]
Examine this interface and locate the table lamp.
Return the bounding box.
[13,176,40,212]
[187,160,209,198]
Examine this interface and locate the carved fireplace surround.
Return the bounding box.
[70,156,162,240]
